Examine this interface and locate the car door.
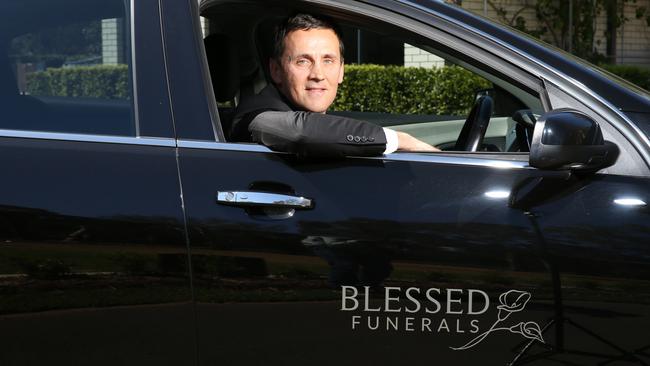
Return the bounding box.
[171,1,549,365]
[179,147,650,366]
[179,146,560,365]
[177,0,649,365]
[0,1,195,365]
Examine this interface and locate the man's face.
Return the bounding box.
[270,28,344,113]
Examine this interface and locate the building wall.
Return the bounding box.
[101,18,125,65]
[461,0,540,28]
[616,1,650,65]
[404,44,445,68]
[456,0,650,66]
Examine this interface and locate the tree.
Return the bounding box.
[482,0,650,63]
[9,20,102,67]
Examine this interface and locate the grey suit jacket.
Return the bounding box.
[229,85,387,158]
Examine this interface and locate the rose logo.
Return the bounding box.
[451,290,544,351]
[497,290,531,321]
[509,321,544,342]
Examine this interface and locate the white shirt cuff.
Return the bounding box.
[383,128,398,154]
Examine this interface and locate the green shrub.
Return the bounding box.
[26,64,129,99]
[332,64,491,116]
[600,64,650,91]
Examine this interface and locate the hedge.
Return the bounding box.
[599,64,650,91]
[23,63,649,111]
[332,64,492,116]
[26,65,129,99]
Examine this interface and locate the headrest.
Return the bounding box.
[204,33,240,103]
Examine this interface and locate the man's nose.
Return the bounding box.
[309,61,325,80]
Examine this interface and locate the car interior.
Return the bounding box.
[199,0,546,155]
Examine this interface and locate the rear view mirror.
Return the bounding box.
[529,109,619,172]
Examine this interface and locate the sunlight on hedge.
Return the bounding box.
[332,64,492,116]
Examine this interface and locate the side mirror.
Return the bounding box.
[529,109,619,172]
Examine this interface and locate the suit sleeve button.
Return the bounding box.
[354,136,361,142]
[361,136,368,142]
[346,135,354,142]
[369,137,375,142]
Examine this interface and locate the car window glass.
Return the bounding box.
[328,27,545,152]
[0,0,134,136]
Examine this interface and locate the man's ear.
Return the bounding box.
[338,61,345,84]
[270,58,283,85]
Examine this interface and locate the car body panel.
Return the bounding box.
[0,0,648,364]
[0,137,195,365]
[0,0,196,364]
[177,142,650,365]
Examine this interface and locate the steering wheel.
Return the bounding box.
[454,95,494,151]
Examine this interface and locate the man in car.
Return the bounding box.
[229,13,438,157]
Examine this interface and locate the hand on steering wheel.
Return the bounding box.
[454,96,494,151]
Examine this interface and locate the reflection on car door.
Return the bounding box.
[0,0,195,364]
[508,172,650,365]
[0,137,195,366]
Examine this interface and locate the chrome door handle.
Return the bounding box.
[217,191,314,209]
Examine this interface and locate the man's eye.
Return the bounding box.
[296,59,311,66]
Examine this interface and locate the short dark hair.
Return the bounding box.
[272,13,345,61]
